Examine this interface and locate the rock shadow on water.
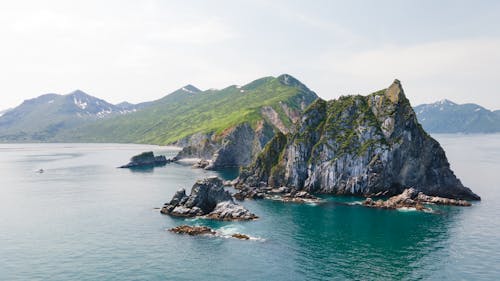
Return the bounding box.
[127,165,162,173]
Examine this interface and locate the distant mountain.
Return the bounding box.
[0,90,137,142]
[414,99,500,133]
[115,101,137,111]
[0,108,11,117]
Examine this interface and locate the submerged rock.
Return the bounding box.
[119,151,174,168]
[363,188,472,211]
[238,80,480,201]
[161,176,257,221]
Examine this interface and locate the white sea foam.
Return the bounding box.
[176,158,201,164]
[215,225,266,242]
[396,207,417,212]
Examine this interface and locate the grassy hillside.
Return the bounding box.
[63,74,318,145]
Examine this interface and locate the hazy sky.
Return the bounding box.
[1,0,500,110]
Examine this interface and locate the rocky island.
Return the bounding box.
[161,176,257,220]
[119,151,174,168]
[237,80,480,202]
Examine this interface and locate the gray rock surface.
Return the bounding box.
[174,122,274,170]
[238,80,480,201]
[161,176,257,220]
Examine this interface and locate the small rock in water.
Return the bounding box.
[119,151,174,168]
[231,233,250,240]
[169,225,215,236]
[169,225,254,241]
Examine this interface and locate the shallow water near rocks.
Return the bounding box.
[1,134,499,280]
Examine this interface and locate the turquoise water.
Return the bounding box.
[1,135,499,280]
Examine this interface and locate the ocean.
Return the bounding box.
[1,134,499,280]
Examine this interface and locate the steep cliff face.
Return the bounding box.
[239,80,480,200]
[174,121,275,169]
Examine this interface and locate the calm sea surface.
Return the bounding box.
[1,134,499,280]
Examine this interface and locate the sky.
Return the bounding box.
[1,0,500,110]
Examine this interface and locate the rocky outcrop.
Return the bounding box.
[119,151,173,168]
[238,80,480,201]
[363,188,471,211]
[161,176,257,220]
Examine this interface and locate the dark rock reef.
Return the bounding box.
[119,151,174,168]
[237,80,480,201]
[363,188,471,211]
[161,176,258,220]
[233,184,321,204]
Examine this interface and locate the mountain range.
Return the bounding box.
[1,77,498,146]
[414,99,500,133]
[0,90,144,142]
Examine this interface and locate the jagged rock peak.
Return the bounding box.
[161,176,258,220]
[385,79,404,103]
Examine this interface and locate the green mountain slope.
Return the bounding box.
[64,74,318,145]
